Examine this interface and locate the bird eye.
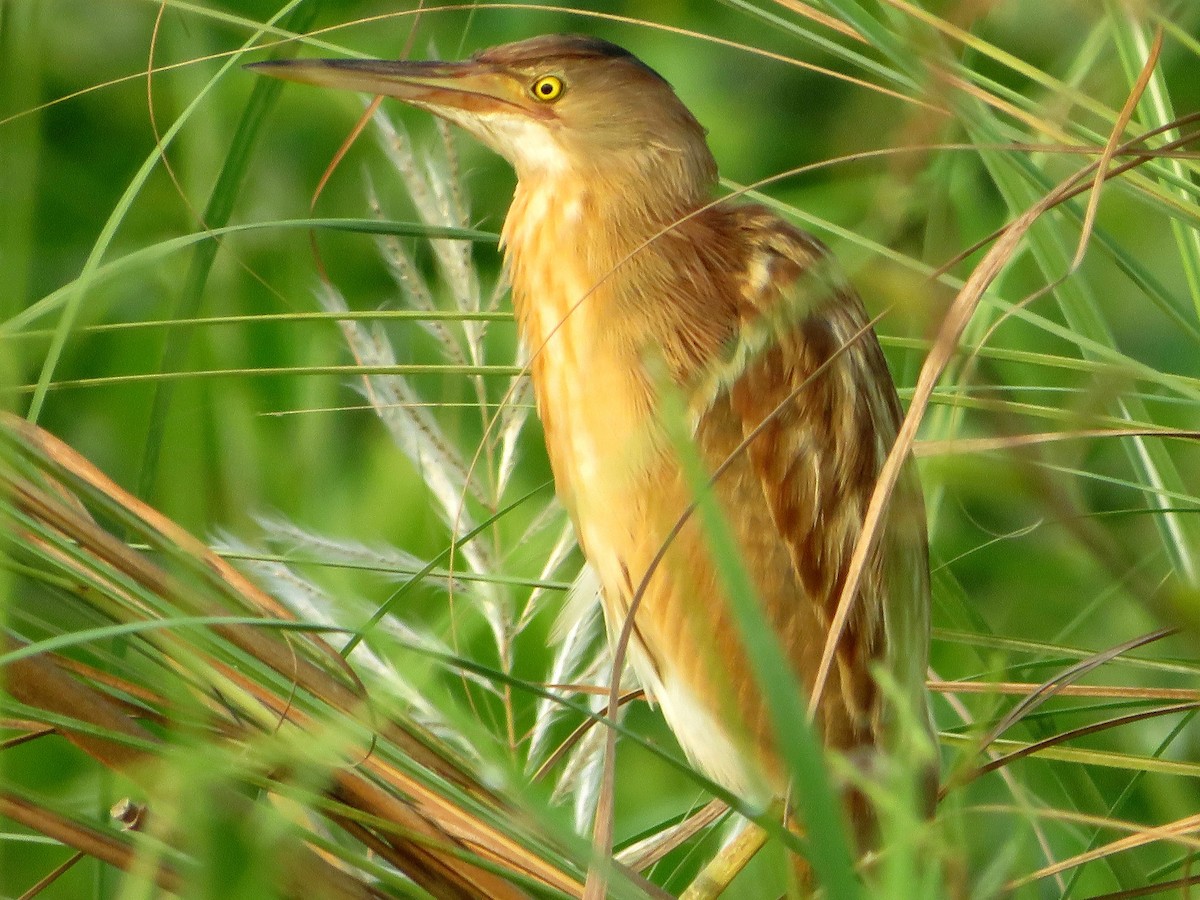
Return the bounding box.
[530,75,564,102]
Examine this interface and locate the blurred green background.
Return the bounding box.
[3,1,1200,896]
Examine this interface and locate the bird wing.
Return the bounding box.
[694,207,929,744]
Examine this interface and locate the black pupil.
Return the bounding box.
[540,82,553,94]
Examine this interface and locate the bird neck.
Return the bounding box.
[500,158,744,381]
[512,163,705,235]
[502,166,710,310]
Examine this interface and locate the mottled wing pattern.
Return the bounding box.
[699,207,928,749]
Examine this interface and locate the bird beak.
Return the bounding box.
[247,57,548,120]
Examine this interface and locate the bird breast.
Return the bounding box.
[502,179,663,586]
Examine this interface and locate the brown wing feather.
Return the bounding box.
[699,207,926,750]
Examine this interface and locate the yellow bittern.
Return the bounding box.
[252,33,932,844]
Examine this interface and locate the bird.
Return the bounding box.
[251,33,933,856]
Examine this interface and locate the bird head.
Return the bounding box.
[250,35,718,204]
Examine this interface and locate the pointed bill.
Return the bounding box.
[247,57,550,119]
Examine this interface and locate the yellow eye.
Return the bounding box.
[531,75,564,102]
